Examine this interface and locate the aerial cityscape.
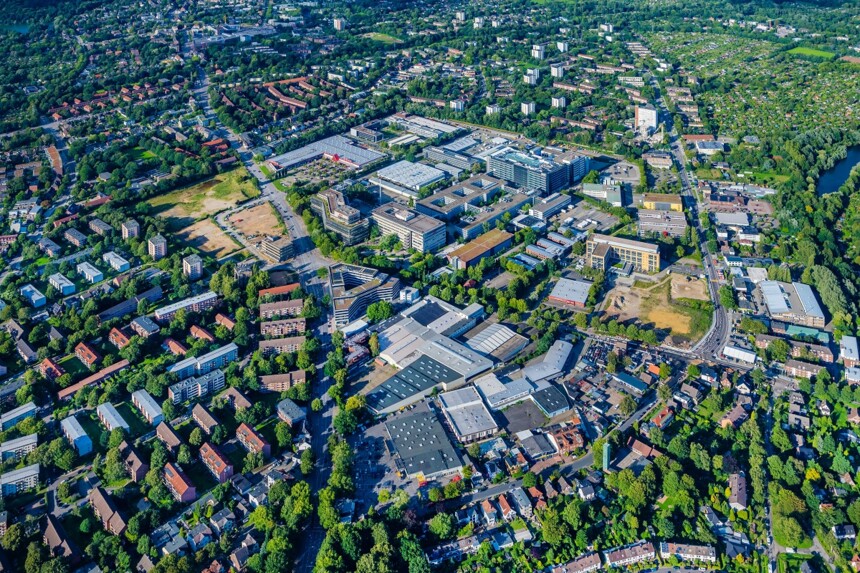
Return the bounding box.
[0,0,859,572]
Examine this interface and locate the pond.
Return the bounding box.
[817,146,860,195]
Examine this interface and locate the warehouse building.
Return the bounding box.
[758,281,826,329]
[586,234,660,273]
[447,229,513,270]
[548,278,592,308]
[265,135,386,178]
[310,189,370,246]
[439,386,499,443]
[371,204,446,253]
[463,322,529,363]
[400,296,485,339]
[474,372,534,410]
[384,405,463,479]
[370,160,448,199]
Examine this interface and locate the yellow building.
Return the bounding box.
[586,234,660,273]
[642,193,683,212]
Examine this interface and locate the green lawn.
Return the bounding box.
[777,552,812,573]
[129,147,157,161]
[363,32,403,44]
[59,355,90,378]
[116,401,151,437]
[788,46,836,60]
[184,461,218,493]
[78,414,107,454]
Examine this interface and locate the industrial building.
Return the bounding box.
[581,182,624,207]
[310,189,370,246]
[439,386,499,443]
[385,405,464,479]
[447,229,513,270]
[329,264,400,328]
[400,296,485,339]
[637,210,688,238]
[521,340,574,383]
[371,204,446,253]
[416,174,532,240]
[548,277,592,308]
[586,234,660,273]
[265,135,386,178]
[487,147,570,195]
[758,281,826,329]
[474,372,535,410]
[370,160,448,199]
[463,322,529,363]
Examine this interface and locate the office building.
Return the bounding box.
[329,264,400,327]
[637,210,688,238]
[167,343,238,379]
[122,219,140,240]
[168,369,226,404]
[447,229,513,270]
[154,291,218,322]
[97,403,130,433]
[260,237,294,262]
[148,234,167,260]
[642,193,683,212]
[132,389,164,425]
[423,146,481,171]
[61,416,92,455]
[416,175,532,240]
[182,255,203,280]
[265,135,386,178]
[586,233,660,273]
[759,281,826,328]
[370,160,448,199]
[488,147,569,195]
[529,193,572,221]
[48,273,75,296]
[77,261,103,283]
[371,204,446,253]
[310,189,370,246]
[0,464,39,497]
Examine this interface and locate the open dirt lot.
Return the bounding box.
[148,167,260,228]
[604,274,712,344]
[228,203,284,243]
[175,219,241,258]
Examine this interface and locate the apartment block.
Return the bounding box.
[260,317,306,337]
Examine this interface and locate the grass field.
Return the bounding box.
[129,147,157,161]
[788,46,836,60]
[363,32,403,44]
[59,355,90,377]
[78,414,107,454]
[148,167,260,228]
[116,401,151,437]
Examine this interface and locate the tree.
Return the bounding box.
[719,285,738,310]
[311,398,323,412]
[368,332,380,357]
[275,422,293,448]
[620,395,638,416]
[658,362,671,380]
[522,472,537,488]
[300,448,314,475]
[189,428,203,447]
[428,513,455,539]
[366,301,394,323]
[1,523,24,553]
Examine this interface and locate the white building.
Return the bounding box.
[521,102,536,115]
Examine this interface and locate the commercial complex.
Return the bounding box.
[370,204,446,253]
[385,406,464,479]
[487,147,570,195]
[758,281,826,328]
[416,175,532,240]
[586,233,660,273]
[329,263,400,328]
[370,160,448,199]
[310,189,370,245]
[439,386,499,443]
[265,135,386,178]
[447,229,513,270]
[154,291,219,322]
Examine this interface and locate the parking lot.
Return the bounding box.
[563,203,619,232]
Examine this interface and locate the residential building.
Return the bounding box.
[156,422,183,454]
[89,218,113,236]
[167,343,237,379]
[154,291,218,322]
[634,104,658,133]
[75,341,100,368]
[130,316,160,338]
[329,264,400,327]
[39,357,65,380]
[200,443,233,483]
[19,284,46,308]
[276,398,306,426]
[236,423,271,457]
[729,473,748,510]
[551,552,603,573]
[192,404,219,435]
[310,189,370,246]
[109,327,131,349]
[370,204,446,253]
[182,255,203,280]
[1,401,36,430]
[603,541,656,567]
[168,369,226,403]
[841,336,860,368]
[97,403,130,433]
[121,219,140,240]
[90,486,127,535]
[43,514,80,563]
[260,237,294,262]
[260,318,306,337]
[77,262,103,283]
[56,360,131,401]
[0,464,39,497]
[132,389,164,425]
[259,336,305,356]
[0,433,37,460]
[163,463,196,503]
[148,234,167,260]
[102,251,130,272]
[586,233,660,273]
[260,370,307,392]
[259,299,303,320]
[659,542,718,563]
[48,273,75,296]
[61,416,92,455]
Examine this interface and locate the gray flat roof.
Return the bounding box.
[375,160,446,190]
[268,135,385,171]
[385,408,463,477]
[549,278,592,305]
